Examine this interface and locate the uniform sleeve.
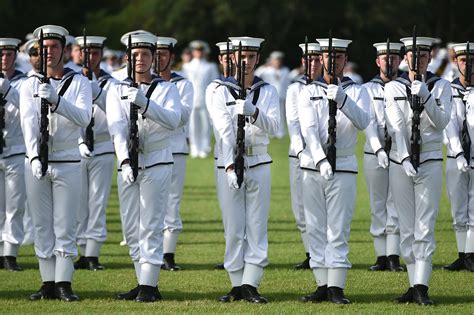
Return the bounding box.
[339,86,370,130]
[211,87,235,169]
[106,85,129,165]
[298,86,327,166]
[286,84,304,156]
[444,96,463,156]
[252,85,280,135]
[139,83,181,130]
[20,78,40,163]
[177,80,193,127]
[423,80,452,130]
[385,84,410,162]
[3,82,20,107]
[52,75,92,127]
[363,87,384,153]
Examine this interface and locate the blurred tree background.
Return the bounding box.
[0,0,473,80]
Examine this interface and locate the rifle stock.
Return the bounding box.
[326,30,337,171]
[0,48,5,154]
[127,35,139,181]
[39,29,50,176]
[83,28,95,152]
[410,25,422,171]
[235,42,245,188]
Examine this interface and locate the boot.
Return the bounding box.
[218,286,242,302]
[327,286,350,304]
[464,253,474,272]
[161,253,181,271]
[368,256,387,271]
[294,253,311,270]
[30,281,56,300]
[241,284,268,304]
[442,253,466,271]
[413,284,433,306]
[301,285,328,303]
[86,257,105,271]
[55,282,79,302]
[214,263,225,270]
[73,256,88,270]
[117,285,140,300]
[393,287,414,303]
[3,256,23,271]
[387,255,404,272]
[135,285,160,303]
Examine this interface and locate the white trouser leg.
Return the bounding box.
[406,263,415,287]
[163,154,185,245]
[133,261,141,282]
[288,157,307,252]
[79,244,86,256]
[201,107,211,154]
[228,268,243,287]
[55,255,74,282]
[328,268,348,289]
[163,230,179,254]
[466,168,474,253]
[118,174,140,262]
[455,231,467,253]
[446,158,469,236]
[22,202,34,245]
[188,107,198,155]
[0,243,3,256]
[39,257,56,282]
[3,242,19,256]
[75,158,89,247]
[312,268,328,286]
[139,262,161,287]
[373,237,387,257]
[386,234,401,256]
[466,227,474,252]
[414,260,431,286]
[85,239,102,257]
[242,263,264,288]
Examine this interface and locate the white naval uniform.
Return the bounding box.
[0,71,27,258]
[20,68,92,282]
[211,76,280,288]
[385,72,451,286]
[111,65,128,82]
[298,77,370,288]
[444,79,474,254]
[107,76,181,286]
[183,58,219,156]
[362,75,400,258]
[163,72,193,254]
[285,76,309,253]
[75,70,117,257]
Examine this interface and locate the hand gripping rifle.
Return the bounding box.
[462,41,472,162]
[0,47,5,154]
[326,30,337,171]
[83,28,95,152]
[39,29,50,176]
[410,26,422,171]
[235,41,246,188]
[384,37,393,155]
[127,35,139,181]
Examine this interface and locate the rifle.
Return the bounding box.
[155,48,161,78]
[39,30,50,176]
[235,41,246,188]
[127,35,139,181]
[410,25,422,171]
[0,48,5,154]
[226,39,232,78]
[83,28,95,152]
[462,41,472,162]
[304,35,311,84]
[384,37,392,155]
[326,30,337,171]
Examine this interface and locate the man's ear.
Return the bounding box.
[375,57,380,68]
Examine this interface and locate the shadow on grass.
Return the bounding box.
[349,293,474,305]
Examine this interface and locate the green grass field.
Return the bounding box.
[1,135,473,314]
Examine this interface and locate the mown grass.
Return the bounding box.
[1,134,473,314]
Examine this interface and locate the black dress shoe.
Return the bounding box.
[86,257,105,270]
[30,282,56,300]
[136,285,160,302]
[218,286,242,302]
[328,287,350,304]
[241,284,268,304]
[161,253,181,271]
[443,253,466,271]
[74,256,88,270]
[393,287,414,303]
[214,263,225,270]
[368,256,388,271]
[387,255,404,272]
[55,282,79,302]
[413,285,433,306]
[0,257,4,269]
[301,285,328,303]
[294,253,311,270]
[117,285,140,300]
[464,253,474,272]
[3,256,23,271]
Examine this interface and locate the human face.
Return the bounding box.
[43,39,64,68]
[130,48,153,74]
[29,48,40,71]
[455,54,474,83]
[155,49,172,72]
[321,52,347,77]
[376,54,401,77]
[80,47,102,71]
[405,50,431,74]
[71,45,82,64]
[302,55,322,79]
[232,50,260,75]
[192,48,204,60]
[1,49,16,72]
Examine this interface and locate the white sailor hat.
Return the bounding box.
[75,36,107,48]
[372,42,404,56]
[156,37,177,50]
[65,35,76,46]
[22,38,39,54]
[121,32,158,50]
[299,42,321,55]
[120,30,153,46]
[451,42,474,56]
[229,37,265,52]
[216,41,233,54]
[189,40,210,53]
[33,25,69,43]
[316,38,352,53]
[0,38,22,50]
[400,37,435,52]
